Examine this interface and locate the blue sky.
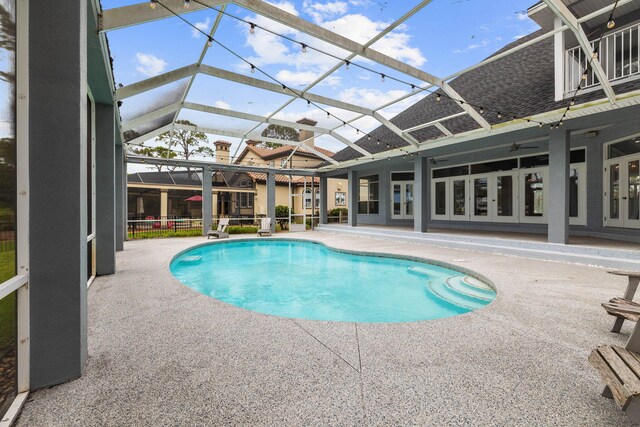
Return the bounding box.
[104,0,540,168]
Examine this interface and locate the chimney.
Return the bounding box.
[214,140,232,163]
[245,140,259,147]
[297,118,317,148]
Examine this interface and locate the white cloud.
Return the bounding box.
[516,11,528,21]
[214,100,231,109]
[303,1,348,24]
[326,14,426,67]
[276,69,341,86]
[338,87,408,109]
[135,53,167,77]
[452,38,491,54]
[192,17,211,38]
[513,34,527,40]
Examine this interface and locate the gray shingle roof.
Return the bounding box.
[330,29,640,162]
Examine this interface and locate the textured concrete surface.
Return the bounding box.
[16,231,640,426]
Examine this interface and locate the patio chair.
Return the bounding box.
[602,271,640,332]
[257,217,272,237]
[207,218,229,239]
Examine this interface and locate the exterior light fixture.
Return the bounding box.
[207,36,213,47]
[149,0,156,9]
[607,15,616,29]
[184,0,190,8]
[249,23,256,34]
[250,64,256,73]
[436,93,441,102]
[380,74,385,83]
[344,60,350,70]
[301,43,307,54]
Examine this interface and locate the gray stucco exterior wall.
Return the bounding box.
[29,0,88,388]
[95,103,116,275]
[336,107,640,243]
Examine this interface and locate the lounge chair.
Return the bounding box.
[207,218,229,239]
[257,217,272,237]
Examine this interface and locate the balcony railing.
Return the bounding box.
[565,22,640,93]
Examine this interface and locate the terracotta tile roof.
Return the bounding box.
[247,172,320,185]
[239,144,335,163]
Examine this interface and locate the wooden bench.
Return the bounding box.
[605,271,640,332]
[589,345,640,422]
[603,298,640,323]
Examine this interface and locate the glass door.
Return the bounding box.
[609,156,640,229]
[628,159,640,228]
[493,172,518,223]
[391,181,414,219]
[470,175,491,221]
[431,179,449,220]
[404,183,414,219]
[392,183,402,219]
[520,168,547,224]
[450,178,468,220]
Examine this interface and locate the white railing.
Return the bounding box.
[565,22,640,93]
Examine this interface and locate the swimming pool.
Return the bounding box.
[170,239,496,323]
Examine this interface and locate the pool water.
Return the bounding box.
[170,240,496,323]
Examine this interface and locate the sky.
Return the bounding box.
[102,0,541,172]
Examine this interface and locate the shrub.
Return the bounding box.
[227,225,258,234]
[127,229,202,240]
[329,208,348,216]
[275,205,291,230]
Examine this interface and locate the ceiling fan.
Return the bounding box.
[509,143,539,152]
[430,158,449,165]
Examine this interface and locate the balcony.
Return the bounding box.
[565,22,640,93]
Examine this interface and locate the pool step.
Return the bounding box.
[407,266,436,279]
[445,276,495,301]
[428,276,494,311]
[180,255,202,264]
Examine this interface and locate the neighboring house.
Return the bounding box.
[127,118,348,219]
[324,2,640,242]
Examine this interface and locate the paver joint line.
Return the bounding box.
[289,319,360,373]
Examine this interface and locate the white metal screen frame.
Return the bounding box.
[0,0,31,424]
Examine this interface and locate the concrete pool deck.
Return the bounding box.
[16,231,639,426]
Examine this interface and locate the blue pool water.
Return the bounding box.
[170,240,496,323]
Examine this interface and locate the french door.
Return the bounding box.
[605,155,640,229]
[470,172,519,222]
[391,181,414,219]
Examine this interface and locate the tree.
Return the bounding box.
[129,120,214,171]
[260,124,298,148]
[274,205,291,230]
[129,146,177,171]
[158,120,215,159]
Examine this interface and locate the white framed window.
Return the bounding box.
[358,175,379,214]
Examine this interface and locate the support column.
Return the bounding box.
[29,0,88,388]
[348,169,358,227]
[548,128,570,244]
[115,143,124,251]
[160,190,168,225]
[319,175,328,224]
[267,172,276,232]
[414,157,428,232]
[95,103,116,275]
[202,166,212,236]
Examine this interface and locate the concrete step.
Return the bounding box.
[316,224,640,270]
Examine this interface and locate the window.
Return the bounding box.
[304,189,312,208]
[0,0,18,417]
[239,192,253,208]
[358,175,379,214]
[335,192,346,206]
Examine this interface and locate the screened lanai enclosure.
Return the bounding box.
[112,0,640,243]
[2,0,640,424]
